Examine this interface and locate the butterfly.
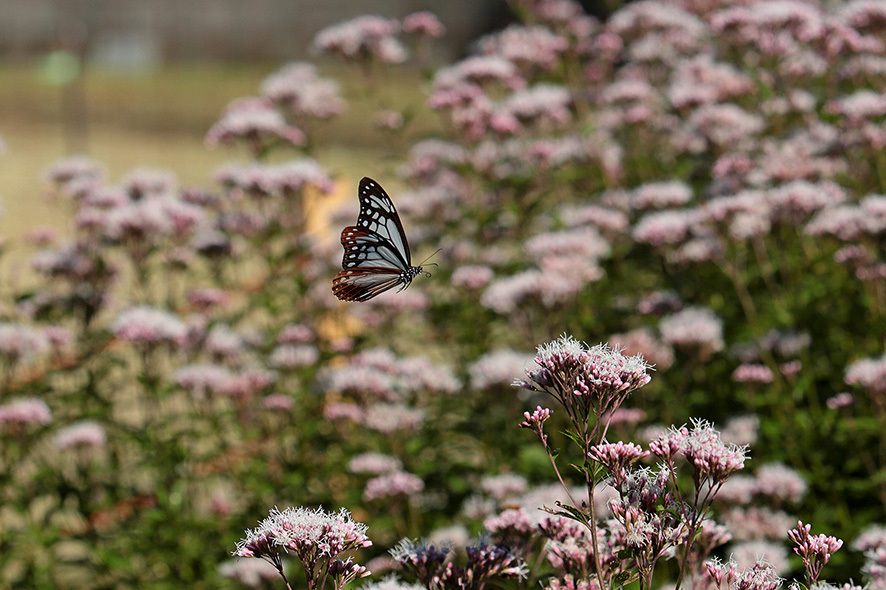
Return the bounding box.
[332,177,430,302]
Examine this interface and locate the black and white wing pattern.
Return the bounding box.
[332,177,423,302]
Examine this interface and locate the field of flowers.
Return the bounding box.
[1,0,886,588]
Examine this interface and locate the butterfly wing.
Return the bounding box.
[353,177,411,267]
[332,178,415,302]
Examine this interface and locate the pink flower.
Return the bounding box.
[313,16,406,64]
[732,363,775,384]
[347,453,403,475]
[54,420,107,450]
[502,84,572,126]
[755,462,807,503]
[234,506,371,586]
[516,335,651,426]
[721,415,760,446]
[731,544,789,577]
[363,471,424,501]
[633,210,695,247]
[632,181,693,210]
[45,155,103,188]
[261,394,294,412]
[261,62,346,120]
[652,419,748,486]
[788,520,843,583]
[722,507,796,541]
[451,265,494,289]
[402,11,445,38]
[174,364,234,398]
[588,441,649,486]
[659,307,724,356]
[323,402,365,422]
[469,350,535,390]
[480,474,527,501]
[219,558,280,587]
[187,288,229,311]
[0,398,52,426]
[363,403,425,433]
[854,523,886,552]
[111,306,187,347]
[479,25,568,71]
[215,159,334,196]
[269,344,319,370]
[0,323,51,363]
[205,97,305,148]
[608,327,675,370]
[277,323,314,344]
[845,353,886,395]
[826,392,854,409]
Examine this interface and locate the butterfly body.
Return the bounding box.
[332,177,424,302]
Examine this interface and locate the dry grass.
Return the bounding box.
[0,59,438,251]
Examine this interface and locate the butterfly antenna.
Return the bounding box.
[418,248,442,267]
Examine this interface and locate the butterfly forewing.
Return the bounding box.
[355,177,411,267]
[332,177,421,302]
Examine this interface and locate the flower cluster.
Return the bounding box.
[234,506,371,590]
[515,334,651,427]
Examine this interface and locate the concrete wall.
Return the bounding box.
[0,0,511,63]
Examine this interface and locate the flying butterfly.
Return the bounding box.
[332,177,433,302]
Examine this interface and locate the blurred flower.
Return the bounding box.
[732,363,775,384]
[402,11,445,38]
[826,392,854,409]
[755,463,807,504]
[721,415,760,446]
[659,307,724,357]
[731,541,789,576]
[362,575,424,590]
[219,558,282,587]
[54,420,107,450]
[313,16,406,64]
[0,323,51,363]
[480,474,527,502]
[261,62,346,119]
[364,471,425,501]
[112,306,186,348]
[363,403,425,433]
[608,327,675,370]
[451,265,494,289]
[846,352,886,395]
[277,323,314,344]
[0,398,52,427]
[722,507,796,541]
[469,349,535,390]
[205,324,244,360]
[205,97,305,148]
[215,159,334,196]
[632,180,693,210]
[854,523,886,552]
[480,25,568,70]
[45,155,103,189]
[120,168,177,199]
[269,344,319,369]
[261,394,294,412]
[633,210,696,247]
[348,453,403,475]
